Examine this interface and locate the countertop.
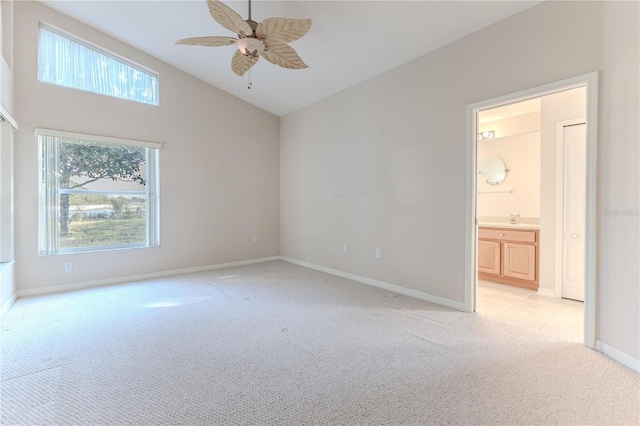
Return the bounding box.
[478,222,540,230]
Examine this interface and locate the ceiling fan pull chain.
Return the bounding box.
[247,69,252,90]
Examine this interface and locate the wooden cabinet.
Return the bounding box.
[478,240,501,275]
[478,227,539,290]
[502,242,536,282]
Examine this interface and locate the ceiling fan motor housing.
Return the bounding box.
[236,20,264,57]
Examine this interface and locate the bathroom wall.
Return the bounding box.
[477,112,541,220]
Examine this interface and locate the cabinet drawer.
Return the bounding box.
[478,228,536,243]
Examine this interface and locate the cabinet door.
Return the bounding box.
[503,242,536,281]
[478,240,500,275]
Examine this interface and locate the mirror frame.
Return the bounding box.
[479,156,508,186]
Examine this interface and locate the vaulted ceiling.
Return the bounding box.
[41,1,542,116]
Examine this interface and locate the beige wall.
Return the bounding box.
[598,0,639,360]
[280,1,639,359]
[13,2,281,292]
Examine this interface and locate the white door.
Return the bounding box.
[561,123,586,301]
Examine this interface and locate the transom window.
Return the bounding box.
[38,130,160,255]
[38,24,159,106]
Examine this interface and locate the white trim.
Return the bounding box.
[0,104,18,130]
[0,293,17,319]
[35,128,162,150]
[596,340,640,373]
[465,71,598,350]
[281,256,466,311]
[583,73,598,350]
[465,101,478,314]
[536,288,556,298]
[16,256,281,298]
[554,118,586,299]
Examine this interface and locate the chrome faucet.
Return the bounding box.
[510,214,520,224]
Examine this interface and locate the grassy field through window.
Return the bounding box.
[60,218,146,249]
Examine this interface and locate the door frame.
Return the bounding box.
[555,118,587,299]
[464,72,598,349]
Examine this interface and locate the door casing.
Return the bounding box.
[464,72,598,349]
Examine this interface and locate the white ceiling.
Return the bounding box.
[41,0,542,116]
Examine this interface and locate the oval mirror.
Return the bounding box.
[480,156,508,186]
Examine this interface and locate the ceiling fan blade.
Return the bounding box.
[231,49,259,76]
[175,36,238,47]
[256,18,312,46]
[261,44,308,70]
[207,0,253,36]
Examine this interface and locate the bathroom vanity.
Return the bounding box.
[478,224,539,290]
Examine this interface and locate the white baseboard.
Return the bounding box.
[16,256,282,298]
[280,256,466,311]
[536,287,556,298]
[596,340,640,373]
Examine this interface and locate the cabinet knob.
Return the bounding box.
[495,244,499,247]
[505,244,508,248]
[500,233,504,237]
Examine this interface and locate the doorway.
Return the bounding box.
[464,73,598,349]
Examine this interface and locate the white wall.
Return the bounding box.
[538,88,586,291]
[280,1,639,360]
[13,2,280,293]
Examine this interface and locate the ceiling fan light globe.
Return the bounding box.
[236,38,265,58]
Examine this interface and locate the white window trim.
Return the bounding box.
[38,130,161,255]
[38,22,160,106]
[36,128,162,150]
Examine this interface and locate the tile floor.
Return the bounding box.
[477,279,584,343]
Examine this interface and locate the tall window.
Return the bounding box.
[38,25,159,106]
[38,130,160,255]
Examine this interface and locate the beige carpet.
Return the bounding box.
[1,260,638,425]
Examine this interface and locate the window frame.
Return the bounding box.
[37,128,161,256]
[37,22,160,106]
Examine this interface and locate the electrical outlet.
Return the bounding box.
[252,235,258,243]
[343,244,348,253]
[64,262,73,272]
[375,248,381,258]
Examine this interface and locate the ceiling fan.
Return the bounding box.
[176,0,312,77]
